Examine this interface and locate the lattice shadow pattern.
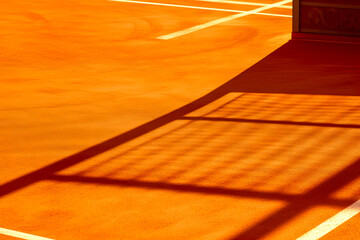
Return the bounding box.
[55,93,360,203]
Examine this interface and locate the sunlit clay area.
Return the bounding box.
[1,0,360,239]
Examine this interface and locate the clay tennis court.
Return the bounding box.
[1,0,360,239]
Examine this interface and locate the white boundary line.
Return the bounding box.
[110,0,264,13]
[157,0,292,39]
[0,227,54,240]
[197,0,292,9]
[109,0,291,16]
[296,199,360,240]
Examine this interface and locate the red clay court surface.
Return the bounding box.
[1,0,360,239]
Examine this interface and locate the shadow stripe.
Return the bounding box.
[47,174,355,207]
[181,116,360,129]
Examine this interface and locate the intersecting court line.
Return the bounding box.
[157,0,292,39]
[110,0,292,16]
[296,199,360,240]
[197,0,292,9]
[109,0,292,39]
[0,227,54,240]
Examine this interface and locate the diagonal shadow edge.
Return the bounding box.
[1,39,360,200]
[0,85,228,198]
[0,41,288,199]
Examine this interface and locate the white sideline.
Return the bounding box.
[0,227,54,240]
[297,199,360,240]
[157,0,292,39]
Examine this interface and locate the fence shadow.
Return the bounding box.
[1,39,360,239]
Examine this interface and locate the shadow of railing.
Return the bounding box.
[1,39,360,239]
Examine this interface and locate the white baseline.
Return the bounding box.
[297,199,360,240]
[0,227,54,240]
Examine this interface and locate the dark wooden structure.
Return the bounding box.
[293,0,360,39]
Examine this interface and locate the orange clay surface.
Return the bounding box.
[1,0,360,239]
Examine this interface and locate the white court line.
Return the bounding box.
[0,227,54,240]
[110,0,291,16]
[297,199,360,240]
[157,0,292,39]
[197,0,292,9]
